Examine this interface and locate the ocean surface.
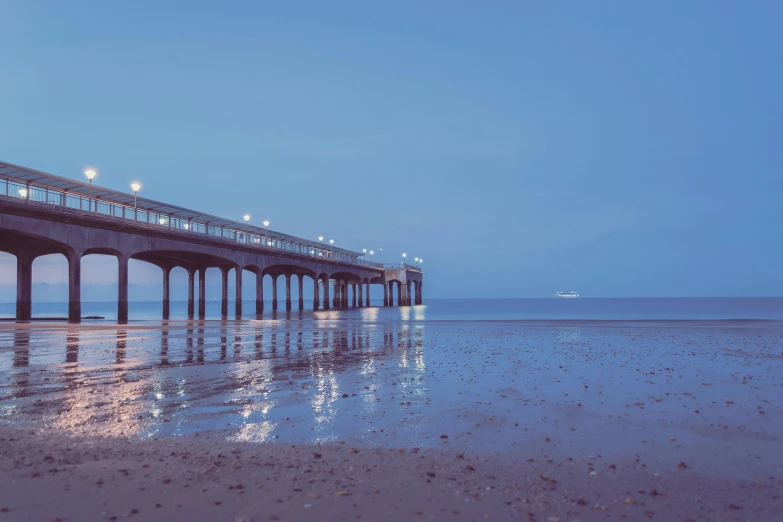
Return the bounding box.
[1,297,782,480]
[1,297,782,322]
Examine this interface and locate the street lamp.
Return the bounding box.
[130,182,141,220]
[329,239,334,258]
[369,250,374,262]
[85,168,97,212]
[18,187,27,199]
[243,214,250,223]
[402,253,407,265]
[263,220,270,247]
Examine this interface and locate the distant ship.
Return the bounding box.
[555,291,579,298]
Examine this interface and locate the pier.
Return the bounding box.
[0,161,423,322]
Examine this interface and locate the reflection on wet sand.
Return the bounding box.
[0,319,428,444]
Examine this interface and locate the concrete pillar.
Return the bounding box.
[397,282,403,307]
[406,281,412,306]
[418,282,423,305]
[365,281,370,307]
[352,284,357,307]
[383,281,388,306]
[357,282,363,308]
[343,282,349,308]
[235,268,243,317]
[220,267,229,317]
[313,277,320,310]
[15,251,33,321]
[298,274,304,310]
[162,266,171,319]
[332,281,339,308]
[272,275,278,311]
[285,274,292,311]
[68,253,81,323]
[256,272,264,314]
[187,269,195,317]
[323,278,330,310]
[117,256,129,323]
[198,267,206,318]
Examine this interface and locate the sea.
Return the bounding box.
[1,297,782,474]
[1,297,782,322]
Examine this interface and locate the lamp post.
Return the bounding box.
[369,250,374,262]
[402,253,407,266]
[329,239,334,258]
[85,168,97,212]
[362,249,367,265]
[263,220,270,247]
[244,214,250,224]
[130,182,141,221]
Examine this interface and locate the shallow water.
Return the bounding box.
[1,303,782,482]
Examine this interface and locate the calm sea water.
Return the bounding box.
[1,297,782,322]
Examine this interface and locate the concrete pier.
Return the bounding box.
[0,160,423,322]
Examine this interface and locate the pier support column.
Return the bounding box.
[418,282,423,305]
[323,278,330,310]
[117,256,129,323]
[256,272,264,314]
[357,282,363,308]
[383,282,388,306]
[313,277,320,311]
[162,266,171,319]
[187,269,195,318]
[285,274,292,311]
[352,284,357,308]
[272,275,277,312]
[198,267,206,318]
[220,267,229,317]
[272,275,278,311]
[68,253,81,323]
[343,282,349,308]
[298,274,304,310]
[15,251,33,321]
[365,281,370,307]
[332,281,339,308]
[235,268,243,318]
[397,282,403,307]
[406,282,412,306]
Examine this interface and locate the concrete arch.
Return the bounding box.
[0,228,74,258]
[82,247,124,258]
[131,249,235,271]
[263,263,316,278]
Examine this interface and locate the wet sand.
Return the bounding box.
[1,320,782,520]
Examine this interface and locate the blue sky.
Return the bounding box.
[1,0,781,299]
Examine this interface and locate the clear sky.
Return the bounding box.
[1,0,781,299]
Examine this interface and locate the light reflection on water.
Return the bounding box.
[1,305,782,464]
[0,309,430,446]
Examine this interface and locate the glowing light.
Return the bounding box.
[18,188,27,198]
[318,236,324,242]
[84,168,97,181]
[243,214,250,223]
[130,182,141,193]
[263,220,269,228]
[329,239,334,245]
[183,223,190,230]
[159,218,167,225]
[370,250,374,255]
[363,249,367,253]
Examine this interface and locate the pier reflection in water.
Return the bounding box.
[0,315,427,446]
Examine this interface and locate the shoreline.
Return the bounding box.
[1,425,781,521]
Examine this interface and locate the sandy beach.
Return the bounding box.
[1,319,782,520]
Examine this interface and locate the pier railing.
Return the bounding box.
[0,176,385,270]
[383,262,422,272]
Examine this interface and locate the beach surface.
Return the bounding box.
[1,317,782,520]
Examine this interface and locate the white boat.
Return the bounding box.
[555,291,579,298]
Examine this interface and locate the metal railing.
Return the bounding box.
[0,177,386,270]
[383,263,422,271]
